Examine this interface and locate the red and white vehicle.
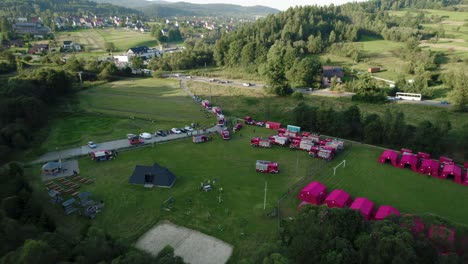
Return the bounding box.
[217,115,225,126]
[245,116,254,125]
[212,106,222,116]
[268,135,289,146]
[233,123,243,132]
[129,136,144,145]
[256,160,279,173]
[221,130,231,140]
[325,139,344,151]
[309,146,335,161]
[201,100,211,109]
[251,137,271,148]
[193,135,209,143]
[90,150,114,161]
[290,139,315,151]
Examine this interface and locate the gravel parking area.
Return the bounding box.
[135,222,233,264]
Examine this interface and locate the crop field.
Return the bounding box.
[42,78,213,151]
[55,28,158,54]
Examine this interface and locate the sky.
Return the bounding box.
[162,0,368,11]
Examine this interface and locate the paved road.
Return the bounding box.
[32,78,221,164]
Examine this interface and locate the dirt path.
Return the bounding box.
[135,222,233,264]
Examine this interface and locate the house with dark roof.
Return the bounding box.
[29,43,49,54]
[322,66,344,87]
[126,46,149,55]
[128,163,176,188]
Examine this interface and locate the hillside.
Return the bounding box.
[0,0,140,17]
[136,2,279,18]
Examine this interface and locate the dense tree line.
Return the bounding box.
[0,162,185,263]
[292,103,458,156]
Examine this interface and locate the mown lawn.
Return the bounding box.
[76,125,319,262]
[43,126,468,262]
[42,78,214,151]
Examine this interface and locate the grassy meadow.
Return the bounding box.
[42,78,214,151]
[55,28,158,56]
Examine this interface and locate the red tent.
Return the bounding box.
[265,121,281,130]
[350,197,374,220]
[398,153,418,172]
[401,148,412,154]
[324,189,351,208]
[374,205,400,220]
[297,181,327,205]
[378,150,399,167]
[439,156,454,166]
[440,164,463,184]
[418,159,440,177]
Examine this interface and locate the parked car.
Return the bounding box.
[185,126,194,132]
[139,132,152,139]
[186,75,192,79]
[180,128,187,133]
[440,100,449,105]
[208,78,216,82]
[242,82,251,87]
[156,131,166,137]
[127,134,137,140]
[87,141,97,148]
[171,128,181,134]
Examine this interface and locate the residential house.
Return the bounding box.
[322,66,344,87]
[29,44,49,54]
[9,40,24,47]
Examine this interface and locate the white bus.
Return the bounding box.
[395,92,422,101]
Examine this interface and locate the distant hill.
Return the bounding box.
[136,2,279,18]
[91,1,279,18]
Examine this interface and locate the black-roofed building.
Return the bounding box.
[126,46,149,55]
[129,163,176,188]
[322,66,344,87]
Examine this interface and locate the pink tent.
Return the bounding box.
[297,181,327,205]
[464,171,468,186]
[398,153,418,172]
[350,197,374,220]
[418,159,440,177]
[401,148,412,154]
[439,156,454,166]
[374,205,400,220]
[378,150,399,167]
[440,164,463,184]
[417,152,431,160]
[324,189,351,208]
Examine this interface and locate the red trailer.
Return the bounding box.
[350,197,375,220]
[221,130,231,140]
[269,135,289,146]
[193,135,209,143]
[250,137,271,148]
[297,181,327,205]
[374,205,400,220]
[418,159,440,177]
[324,189,352,208]
[129,136,144,145]
[398,153,419,172]
[378,150,399,167]
[201,100,211,109]
[463,170,468,186]
[265,121,281,130]
[440,164,463,184]
[255,160,279,173]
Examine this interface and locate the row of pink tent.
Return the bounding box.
[378,149,468,186]
[297,181,400,221]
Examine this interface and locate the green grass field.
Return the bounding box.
[36,126,468,262]
[42,78,214,151]
[389,9,468,21]
[55,28,158,54]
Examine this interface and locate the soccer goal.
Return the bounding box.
[333,160,346,176]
